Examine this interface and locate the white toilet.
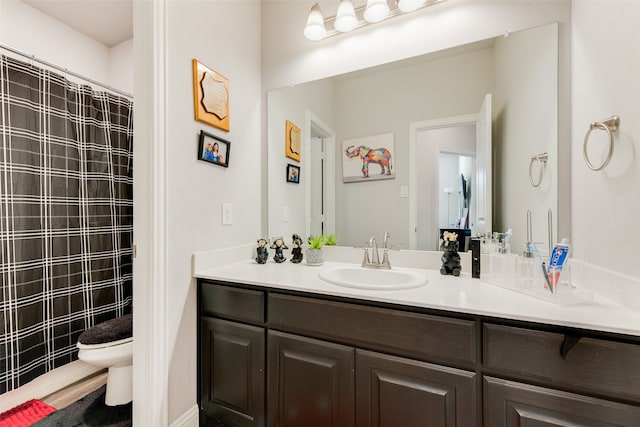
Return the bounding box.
[76,314,133,406]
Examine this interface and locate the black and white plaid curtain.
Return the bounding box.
[0,55,133,394]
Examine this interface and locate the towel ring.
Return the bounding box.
[583,116,619,171]
[529,152,548,187]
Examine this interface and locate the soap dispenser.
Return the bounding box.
[471,237,481,278]
[516,211,536,285]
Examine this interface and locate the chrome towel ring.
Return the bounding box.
[529,152,548,187]
[583,116,619,171]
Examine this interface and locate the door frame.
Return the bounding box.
[408,114,477,250]
[304,110,336,238]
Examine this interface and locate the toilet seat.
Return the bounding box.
[76,336,133,350]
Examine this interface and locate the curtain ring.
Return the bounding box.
[583,116,619,171]
[529,153,548,187]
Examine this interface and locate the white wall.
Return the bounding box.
[109,38,134,95]
[571,1,640,279]
[0,0,131,94]
[133,0,262,423]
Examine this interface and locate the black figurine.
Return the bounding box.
[440,231,461,276]
[290,234,304,263]
[255,238,269,264]
[270,237,288,263]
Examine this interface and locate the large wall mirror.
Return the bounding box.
[268,22,558,256]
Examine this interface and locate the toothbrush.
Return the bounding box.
[528,242,554,294]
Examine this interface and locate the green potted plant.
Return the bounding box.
[306,235,325,265]
[324,233,337,246]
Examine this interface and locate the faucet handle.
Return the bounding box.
[360,246,371,266]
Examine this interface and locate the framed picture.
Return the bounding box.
[285,120,301,162]
[198,130,230,168]
[342,133,395,183]
[192,59,230,132]
[286,164,300,184]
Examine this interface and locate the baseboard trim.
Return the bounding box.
[170,404,199,427]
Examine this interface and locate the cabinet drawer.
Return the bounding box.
[484,377,640,426]
[268,293,476,367]
[200,282,264,324]
[483,323,640,401]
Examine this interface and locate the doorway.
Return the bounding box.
[408,92,493,251]
[305,111,336,238]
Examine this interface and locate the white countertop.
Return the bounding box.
[194,258,640,337]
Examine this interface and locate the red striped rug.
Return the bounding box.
[0,399,56,427]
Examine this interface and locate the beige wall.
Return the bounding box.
[571,1,640,278]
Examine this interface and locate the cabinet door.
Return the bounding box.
[200,317,265,427]
[356,350,477,427]
[267,330,355,427]
[485,377,640,426]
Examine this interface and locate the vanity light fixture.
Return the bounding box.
[304,3,327,41]
[335,0,358,32]
[304,0,443,41]
[364,0,390,23]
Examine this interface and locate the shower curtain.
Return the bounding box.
[0,55,133,394]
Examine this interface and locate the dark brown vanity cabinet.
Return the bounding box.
[483,323,640,426]
[199,284,266,426]
[198,280,640,426]
[355,350,477,427]
[267,330,355,426]
[199,281,477,426]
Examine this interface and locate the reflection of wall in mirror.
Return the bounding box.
[267,24,559,253]
[334,47,493,249]
[267,79,335,239]
[492,23,558,256]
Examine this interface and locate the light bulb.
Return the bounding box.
[304,3,327,41]
[397,0,425,13]
[334,0,358,33]
[364,0,390,23]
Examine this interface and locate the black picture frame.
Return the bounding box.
[198,130,230,168]
[286,163,300,184]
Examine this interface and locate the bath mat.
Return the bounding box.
[0,399,56,427]
[32,385,131,427]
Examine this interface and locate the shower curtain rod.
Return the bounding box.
[0,42,133,99]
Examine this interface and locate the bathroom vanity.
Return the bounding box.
[195,261,640,426]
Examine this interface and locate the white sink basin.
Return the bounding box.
[319,265,428,290]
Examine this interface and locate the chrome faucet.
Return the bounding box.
[361,232,392,269]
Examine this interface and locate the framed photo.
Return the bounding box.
[342,133,395,183]
[286,164,300,184]
[198,130,230,168]
[192,59,230,132]
[285,120,301,162]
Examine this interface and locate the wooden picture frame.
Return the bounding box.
[192,59,230,132]
[285,120,301,162]
[286,163,300,184]
[198,130,230,168]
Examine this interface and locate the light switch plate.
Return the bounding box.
[222,203,232,225]
[400,186,409,198]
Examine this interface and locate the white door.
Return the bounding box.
[309,136,324,236]
[475,93,492,236]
